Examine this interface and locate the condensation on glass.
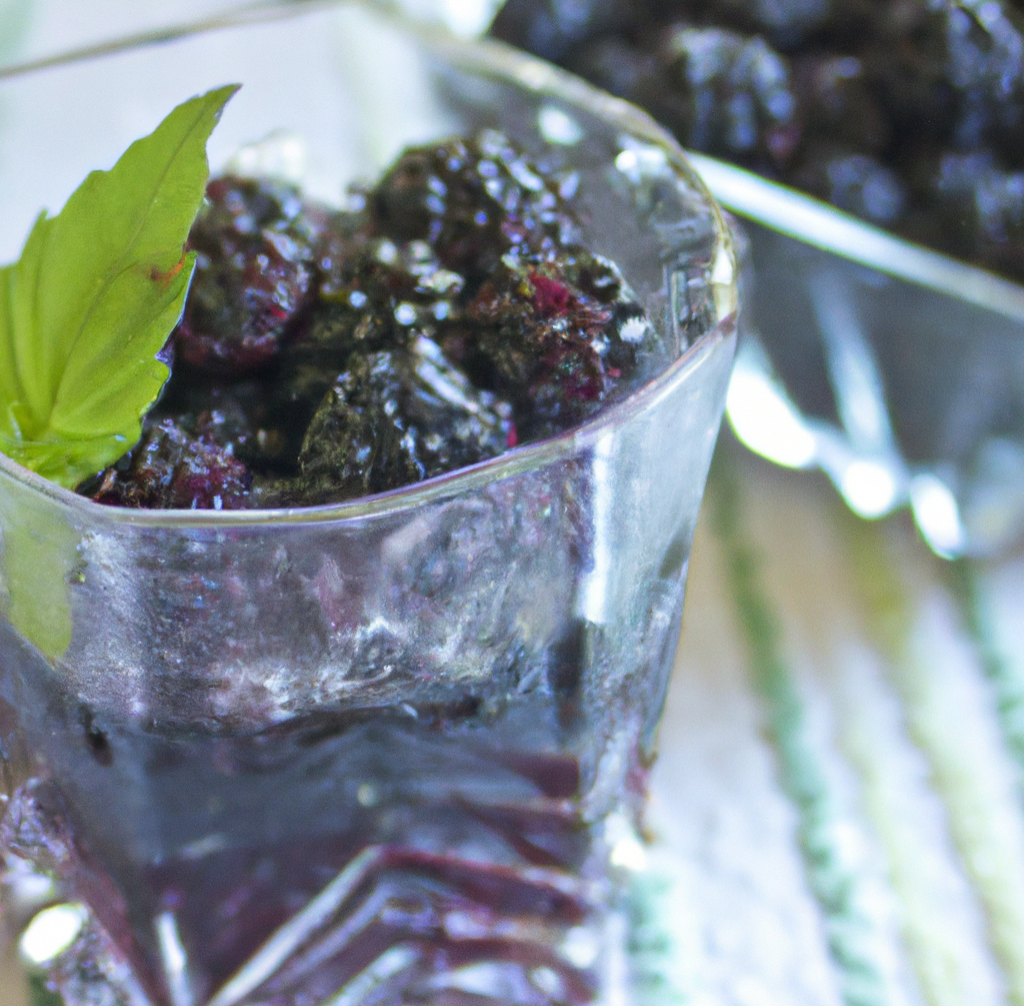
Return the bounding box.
[0,5,737,1004]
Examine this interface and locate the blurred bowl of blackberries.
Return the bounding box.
[492,0,1024,285]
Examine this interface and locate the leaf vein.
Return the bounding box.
[0,85,237,488]
[49,99,215,423]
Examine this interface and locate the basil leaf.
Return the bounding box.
[0,84,238,488]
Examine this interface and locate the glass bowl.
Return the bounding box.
[0,4,737,1005]
[697,153,1024,560]
[485,0,1024,559]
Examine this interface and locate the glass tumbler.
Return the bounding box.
[0,4,737,1005]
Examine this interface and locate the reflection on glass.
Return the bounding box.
[0,5,737,1005]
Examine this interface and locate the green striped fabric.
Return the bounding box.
[638,438,1024,1005]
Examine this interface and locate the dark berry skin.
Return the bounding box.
[174,176,326,373]
[315,234,465,354]
[791,144,908,225]
[492,0,1024,283]
[371,134,577,283]
[80,133,654,508]
[440,253,648,441]
[635,26,802,172]
[792,54,890,155]
[258,235,472,474]
[289,338,513,504]
[91,418,251,510]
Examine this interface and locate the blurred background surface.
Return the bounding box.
[2,2,1024,1004]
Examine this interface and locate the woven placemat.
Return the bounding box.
[643,438,1024,1006]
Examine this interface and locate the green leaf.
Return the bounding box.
[0,84,239,488]
[0,474,78,660]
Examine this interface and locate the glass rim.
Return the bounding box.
[689,151,1024,324]
[0,0,737,529]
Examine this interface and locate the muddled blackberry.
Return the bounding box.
[174,175,326,372]
[492,0,1024,283]
[791,54,889,155]
[370,132,578,282]
[931,152,1024,278]
[315,232,466,357]
[440,253,652,441]
[628,26,802,171]
[89,416,251,509]
[258,235,465,453]
[791,146,908,224]
[81,132,655,509]
[282,337,514,505]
